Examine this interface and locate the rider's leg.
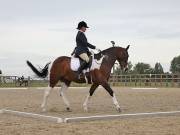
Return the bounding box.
[79,53,90,63]
[77,53,89,75]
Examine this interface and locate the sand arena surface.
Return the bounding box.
[0,87,180,135]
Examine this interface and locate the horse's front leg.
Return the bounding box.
[83,83,99,112]
[101,81,121,112]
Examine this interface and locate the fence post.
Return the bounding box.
[135,75,137,87]
[172,74,174,87]
[28,76,30,87]
[178,74,180,88]
[15,76,17,87]
[166,74,168,87]
[130,75,132,87]
[139,74,141,86]
[125,75,127,86]
[160,74,162,87]
[149,74,151,87]
[155,74,157,87]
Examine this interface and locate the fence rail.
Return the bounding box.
[0,76,18,87]
[109,74,180,87]
[0,74,180,87]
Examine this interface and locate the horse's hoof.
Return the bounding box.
[117,108,121,113]
[83,104,88,112]
[41,108,46,112]
[41,105,46,112]
[83,106,88,112]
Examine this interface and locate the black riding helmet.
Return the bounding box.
[77,21,89,29]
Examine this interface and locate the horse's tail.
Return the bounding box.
[26,60,51,78]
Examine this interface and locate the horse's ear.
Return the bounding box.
[126,45,130,51]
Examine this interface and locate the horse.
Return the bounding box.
[17,76,28,87]
[26,45,130,112]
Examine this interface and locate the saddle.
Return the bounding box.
[70,52,104,73]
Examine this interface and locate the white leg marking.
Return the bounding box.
[84,75,88,84]
[83,95,90,112]
[60,83,70,108]
[41,86,53,112]
[112,93,120,110]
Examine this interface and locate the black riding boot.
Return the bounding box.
[77,61,87,79]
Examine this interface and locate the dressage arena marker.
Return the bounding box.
[0,109,63,123]
[64,111,180,123]
[1,109,180,123]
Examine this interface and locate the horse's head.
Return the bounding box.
[116,45,130,72]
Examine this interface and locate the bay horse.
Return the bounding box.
[27,46,130,112]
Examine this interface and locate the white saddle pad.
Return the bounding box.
[70,55,104,72]
[70,58,80,71]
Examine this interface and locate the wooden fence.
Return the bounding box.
[109,74,180,87]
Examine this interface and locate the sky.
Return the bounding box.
[0,0,180,76]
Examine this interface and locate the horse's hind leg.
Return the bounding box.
[41,86,53,112]
[59,81,71,111]
[41,77,59,112]
[83,83,99,112]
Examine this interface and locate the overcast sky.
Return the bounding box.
[0,0,180,76]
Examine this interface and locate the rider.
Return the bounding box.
[74,21,100,78]
[21,76,24,81]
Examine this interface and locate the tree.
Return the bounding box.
[170,55,180,73]
[114,61,133,75]
[133,62,153,74]
[153,62,164,74]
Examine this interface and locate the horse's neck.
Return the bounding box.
[101,48,117,74]
[103,47,117,64]
[106,54,117,68]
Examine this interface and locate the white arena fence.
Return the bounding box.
[0,74,180,87]
[109,74,180,87]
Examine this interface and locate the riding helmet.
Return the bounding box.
[77,21,89,29]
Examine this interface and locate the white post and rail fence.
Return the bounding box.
[0,74,180,87]
[109,74,180,87]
